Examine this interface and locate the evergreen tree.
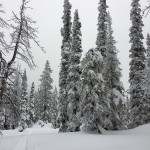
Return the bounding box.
[0,55,6,129]
[96,0,108,58]
[29,82,35,126]
[3,87,13,129]
[19,70,29,131]
[79,49,107,133]
[66,9,82,132]
[34,88,41,122]
[146,33,150,67]
[0,66,22,130]
[124,93,131,127]
[129,0,146,128]
[51,87,58,128]
[58,0,72,132]
[104,12,125,130]
[39,60,53,123]
[0,107,5,129]
[137,33,150,125]
[0,67,21,130]
[11,67,22,128]
[140,68,150,124]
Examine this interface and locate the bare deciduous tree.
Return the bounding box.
[0,0,44,103]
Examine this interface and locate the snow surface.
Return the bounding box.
[0,123,150,150]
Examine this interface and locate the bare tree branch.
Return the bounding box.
[0,0,45,104]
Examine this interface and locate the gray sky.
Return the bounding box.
[1,0,150,91]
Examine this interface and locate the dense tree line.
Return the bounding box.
[58,0,150,133]
[0,0,150,133]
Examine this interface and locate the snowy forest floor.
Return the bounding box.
[0,122,150,150]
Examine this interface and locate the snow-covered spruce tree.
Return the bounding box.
[140,68,150,124]
[19,70,29,131]
[129,0,146,128]
[29,82,35,126]
[137,33,150,125]
[79,48,108,133]
[118,93,131,128]
[0,55,6,119]
[0,107,5,129]
[51,87,58,128]
[34,88,42,122]
[96,0,107,58]
[124,93,131,126]
[0,57,6,129]
[58,0,72,132]
[3,87,14,129]
[103,12,125,130]
[1,67,21,130]
[0,66,21,130]
[10,68,22,129]
[39,60,53,123]
[66,9,82,132]
[96,0,113,130]
[146,33,150,67]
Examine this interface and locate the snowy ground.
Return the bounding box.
[0,122,150,150]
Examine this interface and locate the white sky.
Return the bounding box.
[1,0,150,91]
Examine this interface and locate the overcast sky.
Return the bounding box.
[1,0,150,91]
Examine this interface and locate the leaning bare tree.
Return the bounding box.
[0,0,44,104]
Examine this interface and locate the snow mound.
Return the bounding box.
[0,120,58,137]
[32,120,53,128]
[25,120,59,135]
[102,124,150,135]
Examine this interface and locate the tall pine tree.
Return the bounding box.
[39,60,53,123]
[104,12,125,130]
[96,0,107,58]
[138,33,150,125]
[29,82,35,126]
[11,68,22,129]
[129,0,146,128]
[19,70,29,131]
[51,87,58,128]
[34,88,42,122]
[58,0,72,132]
[79,49,108,133]
[146,33,150,67]
[66,9,82,132]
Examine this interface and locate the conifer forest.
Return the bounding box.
[0,0,150,150]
